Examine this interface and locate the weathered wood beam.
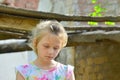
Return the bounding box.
[67,30,120,46]
[0,13,39,31]
[65,26,120,31]
[0,5,120,22]
[1,26,120,36]
[0,37,77,53]
[1,25,120,40]
[0,26,30,40]
[1,29,120,53]
[0,32,24,40]
[1,32,120,53]
[0,39,32,53]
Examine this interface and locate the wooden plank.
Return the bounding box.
[0,39,32,53]
[0,26,30,40]
[0,5,120,22]
[0,14,39,30]
[1,30,120,53]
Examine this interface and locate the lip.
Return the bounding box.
[45,56,53,59]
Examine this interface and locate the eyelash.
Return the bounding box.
[54,47,58,50]
[44,45,58,50]
[44,45,49,48]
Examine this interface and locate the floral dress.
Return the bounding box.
[16,62,74,80]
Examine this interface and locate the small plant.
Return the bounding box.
[105,21,115,26]
[92,0,97,3]
[88,0,115,26]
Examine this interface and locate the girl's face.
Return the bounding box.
[35,33,62,62]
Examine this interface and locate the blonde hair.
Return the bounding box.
[28,20,68,53]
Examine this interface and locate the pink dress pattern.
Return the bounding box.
[16,62,74,80]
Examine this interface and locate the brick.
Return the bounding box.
[14,0,26,8]
[94,65,100,72]
[25,0,39,10]
[89,73,97,80]
[2,0,39,10]
[83,73,89,80]
[78,67,84,74]
[87,58,93,65]
[79,59,86,68]
[85,66,92,73]
[97,73,103,80]
[94,56,107,64]
[2,0,15,6]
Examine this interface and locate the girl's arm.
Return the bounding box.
[16,72,25,80]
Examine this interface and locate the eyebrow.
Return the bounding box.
[42,43,49,45]
[43,43,60,47]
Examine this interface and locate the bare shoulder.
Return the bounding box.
[16,72,25,80]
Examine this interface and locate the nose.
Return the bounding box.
[48,48,54,55]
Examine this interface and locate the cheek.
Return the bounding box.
[55,49,61,55]
[36,44,43,53]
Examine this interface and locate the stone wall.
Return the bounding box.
[73,0,120,16]
[0,0,39,10]
[75,38,120,80]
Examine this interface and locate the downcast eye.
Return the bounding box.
[54,47,59,50]
[44,45,49,48]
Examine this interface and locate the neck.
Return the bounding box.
[33,58,57,70]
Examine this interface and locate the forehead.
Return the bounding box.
[40,33,62,45]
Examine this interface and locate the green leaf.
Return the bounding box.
[92,0,97,3]
[105,22,115,26]
[90,12,97,17]
[94,5,102,12]
[97,13,102,17]
[94,5,106,13]
[88,21,98,26]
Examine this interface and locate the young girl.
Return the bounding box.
[16,20,75,80]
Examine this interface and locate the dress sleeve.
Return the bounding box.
[66,65,74,79]
[16,64,30,79]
